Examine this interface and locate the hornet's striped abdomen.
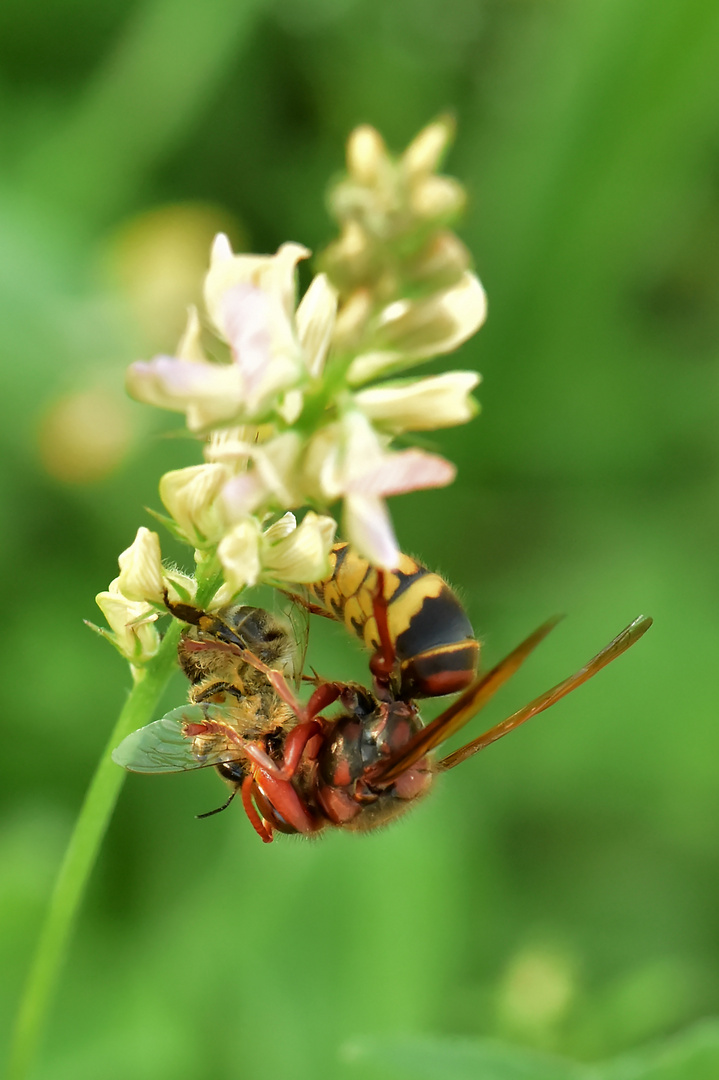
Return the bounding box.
[308,542,479,698]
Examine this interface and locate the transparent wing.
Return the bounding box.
[112,704,244,774]
[280,596,311,690]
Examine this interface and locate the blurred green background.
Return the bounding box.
[2,0,719,1078]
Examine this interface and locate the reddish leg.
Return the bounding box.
[241,776,273,843]
[369,569,397,687]
[251,768,318,835]
[281,719,325,777]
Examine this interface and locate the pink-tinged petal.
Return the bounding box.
[343,493,400,570]
[220,471,266,520]
[204,236,309,338]
[262,242,312,321]
[126,356,243,430]
[350,448,456,497]
[221,284,272,395]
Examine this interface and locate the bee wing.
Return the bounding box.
[281,597,311,690]
[373,615,652,784]
[112,704,244,774]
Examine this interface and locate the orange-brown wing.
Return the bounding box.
[437,614,653,771]
[372,617,562,784]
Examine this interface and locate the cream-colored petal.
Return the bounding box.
[176,306,206,361]
[126,356,244,430]
[262,512,336,583]
[347,272,487,385]
[117,527,164,604]
[263,512,297,544]
[296,273,338,378]
[220,470,267,521]
[354,371,480,432]
[95,580,160,662]
[217,519,262,595]
[159,463,231,545]
[258,242,311,322]
[204,236,309,338]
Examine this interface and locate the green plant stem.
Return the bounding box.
[7,621,182,1080]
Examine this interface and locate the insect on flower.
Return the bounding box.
[113,546,652,843]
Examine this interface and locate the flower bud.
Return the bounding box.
[410,176,466,221]
[401,116,455,178]
[347,125,388,186]
[159,463,231,546]
[406,232,470,292]
[117,527,164,603]
[94,580,160,664]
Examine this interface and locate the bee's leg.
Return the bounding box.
[163,590,206,626]
[278,589,337,620]
[192,681,245,704]
[241,776,273,843]
[368,569,397,688]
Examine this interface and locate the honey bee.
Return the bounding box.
[113,549,652,843]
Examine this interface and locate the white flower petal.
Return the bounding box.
[349,448,456,498]
[126,356,243,431]
[303,411,386,501]
[210,233,233,262]
[217,519,262,595]
[117,527,164,604]
[296,273,338,378]
[95,580,160,662]
[204,237,309,339]
[262,511,336,583]
[251,432,303,506]
[343,493,400,570]
[220,471,267,521]
[354,371,480,432]
[347,272,487,385]
[176,306,206,361]
[159,463,231,545]
[263,512,297,544]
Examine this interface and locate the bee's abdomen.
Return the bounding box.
[309,542,479,698]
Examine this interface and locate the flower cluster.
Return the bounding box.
[93,119,486,666]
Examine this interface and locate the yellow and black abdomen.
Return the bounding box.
[309,542,479,698]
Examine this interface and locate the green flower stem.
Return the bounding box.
[7,620,182,1080]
